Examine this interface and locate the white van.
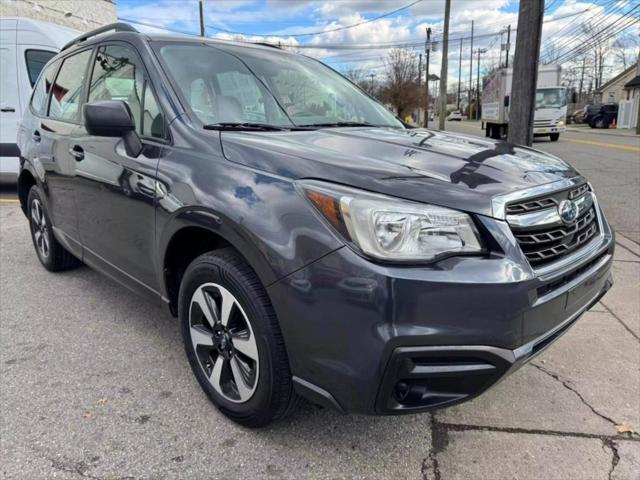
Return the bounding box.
[0,17,79,183]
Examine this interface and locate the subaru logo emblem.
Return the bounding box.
[558,199,579,224]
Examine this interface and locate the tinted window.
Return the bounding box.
[48,49,92,122]
[25,50,56,87]
[88,45,164,138]
[30,58,60,115]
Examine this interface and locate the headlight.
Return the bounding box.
[557,120,565,127]
[298,181,484,262]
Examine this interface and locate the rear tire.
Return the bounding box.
[27,186,82,272]
[550,133,560,142]
[178,248,298,427]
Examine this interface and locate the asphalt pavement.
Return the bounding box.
[1,126,639,479]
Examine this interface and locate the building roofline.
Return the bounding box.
[595,63,638,93]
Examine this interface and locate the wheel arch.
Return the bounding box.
[17,162,37,215]
[159,208,278,316]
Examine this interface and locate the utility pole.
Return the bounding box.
[438,0,451,130]
[476,48,486,120]
[457,39,463,110]
[469,20,474,118]
[505,24,511,68]
[199,0,205,37]
[424,27,432,128]
[418,53,422,121]
[578,56,585,102]
[370,73,375,95]
[508,0,544,146]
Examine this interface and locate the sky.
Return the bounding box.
[115,0,639,89]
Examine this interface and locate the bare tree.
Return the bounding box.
[581,21,612,89]
[612,32,640,70]
[381,49,422,118]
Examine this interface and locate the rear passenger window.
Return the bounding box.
[25,50,56,87]
[88,45,165,139]
[30,58,59,115]
[48,49,92,122]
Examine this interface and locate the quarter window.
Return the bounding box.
[48,49,92,122]
[25,50,56,87]
[30,58,60,116]
[88,45,165,139]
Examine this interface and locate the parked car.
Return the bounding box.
[571,108,585,124]
[581,104,601,125]
[17,24,614,427]
[587,103,618,129]
[447,110,466,121]
[0,17,78,184]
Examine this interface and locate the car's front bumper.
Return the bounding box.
[267,210,615,414]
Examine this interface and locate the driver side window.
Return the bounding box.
[88,45,166,139]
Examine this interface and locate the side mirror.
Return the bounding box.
[503,95,510,107]
[83,100,143,157]
[571,91,578,103]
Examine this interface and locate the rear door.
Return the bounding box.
[37,47,93,253]
[73,42,168,293]
[0,20,20,178]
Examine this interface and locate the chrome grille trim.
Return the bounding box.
[491,176,586,220]
[506,191,594,228]
[497,178,605,273]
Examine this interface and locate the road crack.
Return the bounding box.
[602,439,620,480]
[531,363,621,427]
[600,301,640,343]
[422,412,445,480]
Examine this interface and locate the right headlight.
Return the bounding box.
[297,180,484,262]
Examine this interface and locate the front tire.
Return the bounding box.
[550,133,560,141]
[178,249,297,427]
[27,186,81,272]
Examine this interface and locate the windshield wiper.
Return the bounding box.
[203,122,286,131]
[298,121,381,128]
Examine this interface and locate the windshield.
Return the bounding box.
[535,88,566,109]
[156,42,403,129]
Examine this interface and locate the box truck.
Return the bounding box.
[481,64,566,141]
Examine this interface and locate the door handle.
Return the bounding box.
[69,145,84,161]
[1,106,15,112]
[32,130,41,143]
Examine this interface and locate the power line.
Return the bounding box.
[205,0,423,37]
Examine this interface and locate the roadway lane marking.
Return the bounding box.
[0,199,19,203]
[563,137,640,152]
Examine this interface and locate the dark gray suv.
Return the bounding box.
[17,24,614,427]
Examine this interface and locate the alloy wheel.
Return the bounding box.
[30,198,49,259]
[189,283,259,403]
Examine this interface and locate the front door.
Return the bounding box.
[73,43,168,294]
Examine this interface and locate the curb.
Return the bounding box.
[566,127,639,139]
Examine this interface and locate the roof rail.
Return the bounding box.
[61,22,139,51]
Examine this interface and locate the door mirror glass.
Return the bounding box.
[84,100,142,157]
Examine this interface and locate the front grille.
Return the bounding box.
[534,119,552,128]
[507,183,600,268]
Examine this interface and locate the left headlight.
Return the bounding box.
[297,180,484,262]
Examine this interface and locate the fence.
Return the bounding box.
[617,97,639,129]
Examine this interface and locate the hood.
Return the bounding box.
[220,127,579,217]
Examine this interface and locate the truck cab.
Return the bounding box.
[481,64,566,142]
[533,86,567,141]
